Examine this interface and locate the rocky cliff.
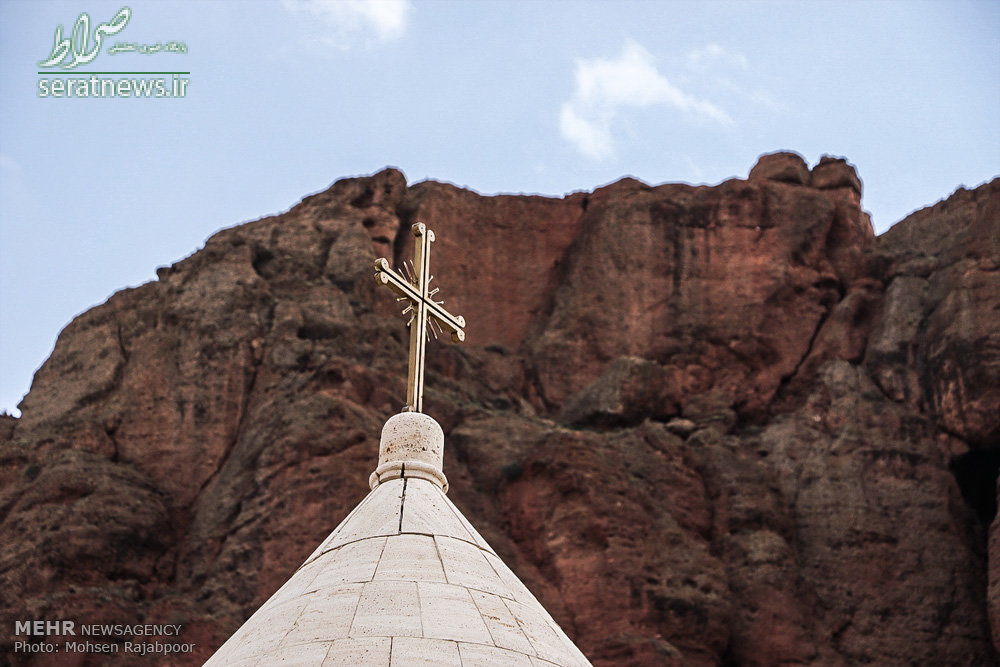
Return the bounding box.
[1,152,998,665]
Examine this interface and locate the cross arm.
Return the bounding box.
[427,303,466,343]
[374,257,420,301]
[373,258,466,343]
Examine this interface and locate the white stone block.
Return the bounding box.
[390,636,461,665]
[504,598,589,667]
[242,598,308,650]
[483,552,539,604]
[548,619,593,666]
[374,533,446,583]
[323,637,391,665]
[302,497,368,564]
[417,582,493,644]
[459,642,535,666]
[270,556,323,603]
[399,479,477,544]
[436,535,507,597]
[468,589,534,655]
[206,597,308,665]
[277,584,362,648]
[221,657,258,667]
[270,640,332,664]
[322,479,404,551]
[441,492,497,553]
[309,536,386,589]
[529,657,565,667]
[350,580,422,637]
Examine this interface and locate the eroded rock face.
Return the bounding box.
[748,150,810,185]
[865,183,1000,447]
[810,155,863,195]
[1,155,997,666]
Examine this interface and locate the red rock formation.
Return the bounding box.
[1,152,997,665]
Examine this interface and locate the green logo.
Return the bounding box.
[39,7,131,69]
[38,6,188,70]
[36,6,191,99]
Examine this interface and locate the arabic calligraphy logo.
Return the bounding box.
[39,7,131,70]
[38,6,188,70]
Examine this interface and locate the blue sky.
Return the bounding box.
[1,0,998,415]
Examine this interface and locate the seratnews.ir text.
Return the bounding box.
[38,74,190,98]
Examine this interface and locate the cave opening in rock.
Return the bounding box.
[951,448,1000,525]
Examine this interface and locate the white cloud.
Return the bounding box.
[715,76,785,112]
[685,43,749,72]
[560,40,731,160]
[282,0,412,49]
[559,105,613,162]
[683,43,785,113]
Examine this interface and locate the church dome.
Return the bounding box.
[206,412,592,666]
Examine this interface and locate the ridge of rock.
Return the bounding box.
[1,155,997,665]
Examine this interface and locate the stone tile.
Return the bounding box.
[529,657,564,667]
[469,589,534,655]
[323,637,391,665]
[223,658,258,667]
[278,584,363,648]
[458,642,535,666]
[323,480,404,551]
[374,534,446,583]
[417,582,493,644]
[548,622,592,666]
[504,599,589,667]
[268,556,324,603]
[350,580,422,637]
[483,552,540,604]
[309,536,387,589]
[441,492,497,554]
[206,597,307,664]
[301,497,367,565]
[436,535,507,596]
[269,640,331,664]
[390,636,461,665]
[399,479,478,543]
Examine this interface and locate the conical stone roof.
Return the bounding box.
[206,412,592,666]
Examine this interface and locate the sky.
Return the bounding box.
[1,0,997,416]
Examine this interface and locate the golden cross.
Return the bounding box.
[373,223,466,413]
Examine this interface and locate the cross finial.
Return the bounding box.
[373,223,466,413]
